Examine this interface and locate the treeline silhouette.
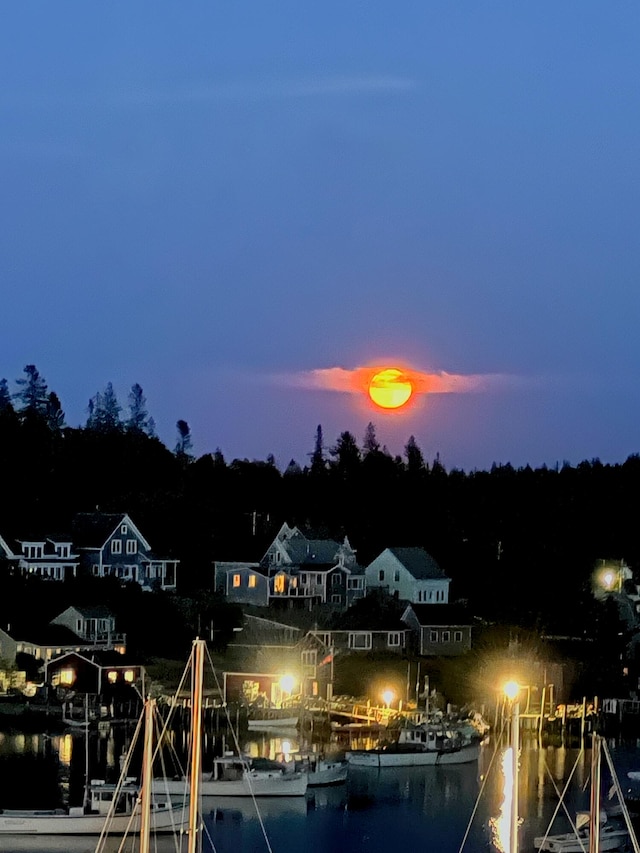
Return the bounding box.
[1,365,638,636]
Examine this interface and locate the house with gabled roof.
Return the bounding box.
[365,547,451,604]
[50,605,125,649]
[0,532,79,581]
[72,512,178,591]
[401,603,473,656]
[215,522,366,611]
[264,523,365,610]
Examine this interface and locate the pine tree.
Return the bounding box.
[127,383,151,433]
[87,383,122,431]
[14,364,48,415]
[404,435,425,473]
[175,419,193,457]
[310,424,326,473]
[102,382,121,430]
[0,379,13,412]
[45,391,65,431]
[363,422,380,455]
[330,431,361,476]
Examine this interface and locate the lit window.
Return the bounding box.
[107,671,118,684]
[248,575,256,588]
[232,574,241,588]
[60,669,75,685]
[124,670,135,683]
[111,540,122,554]
[274,574,285,593]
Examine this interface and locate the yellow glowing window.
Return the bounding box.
[274,574,285,593]
[232,574,241,588]
[60,669,75,685]
[107,671,118,684]
[124,670,135,683]
[248,575,256,588]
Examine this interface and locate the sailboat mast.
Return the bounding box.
[188,638,205,853]
[589,734,601,853]
[139,697,155,853]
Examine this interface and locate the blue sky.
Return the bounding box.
[2,2,639,471]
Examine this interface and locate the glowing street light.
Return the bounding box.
[382,689,394,709]
[280,674,295,695]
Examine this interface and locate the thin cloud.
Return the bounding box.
[272,366,523,396]
[118,75,416,106]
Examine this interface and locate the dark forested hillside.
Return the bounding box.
[1,366,639,636]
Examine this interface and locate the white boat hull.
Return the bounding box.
[534,827,628,852]
[306,760,349,786]
[248,717,299,730]
[152,772,308,797]
[346,742,481,768]
[0,805,186,836]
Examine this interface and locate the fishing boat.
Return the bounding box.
[0,700,187,836]
[153,753,308,797]
[346,721,481,767]
[284,753,349,786]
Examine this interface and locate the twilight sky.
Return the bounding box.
[2,2,639,472]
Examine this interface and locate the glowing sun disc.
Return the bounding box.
[368,368,413,409]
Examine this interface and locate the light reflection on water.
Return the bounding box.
[2,730,640,853]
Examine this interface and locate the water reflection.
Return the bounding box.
[488,747,513,853]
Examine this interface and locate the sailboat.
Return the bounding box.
[151,641,307,798]
[0,698,187,836]
[533,734,638,853]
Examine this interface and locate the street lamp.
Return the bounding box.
[382,689,394,709]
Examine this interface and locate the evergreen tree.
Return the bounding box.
[14,364,48,415]
[127,383,151,434]
[102,382,121,430]
[404,435,425,473]
[363,422,380,455]
[45,391,65,431]
[0,379,13,412]
[330,431,361,476]
[87,383,122,432]
[175,419,193,457]
[310,424,326,473]
[147,416,156,438]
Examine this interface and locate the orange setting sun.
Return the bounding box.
[368,368,413,410]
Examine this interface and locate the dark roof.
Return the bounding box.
[72,513,126,548]
[284,537,341,565]
[404,604,472,627]
[12,624,84,646]
[64,605,114,619]
[388,547,446,580]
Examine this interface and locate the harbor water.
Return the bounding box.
[1,725,640,853]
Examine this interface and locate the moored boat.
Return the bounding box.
[0,698,186,837]
[533,823,628,852]
[152,753,308,797]
[346,721,481,768]
[286,754,348,786]
[0,779,184,836]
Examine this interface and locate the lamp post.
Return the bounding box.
[504,680,520,853]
